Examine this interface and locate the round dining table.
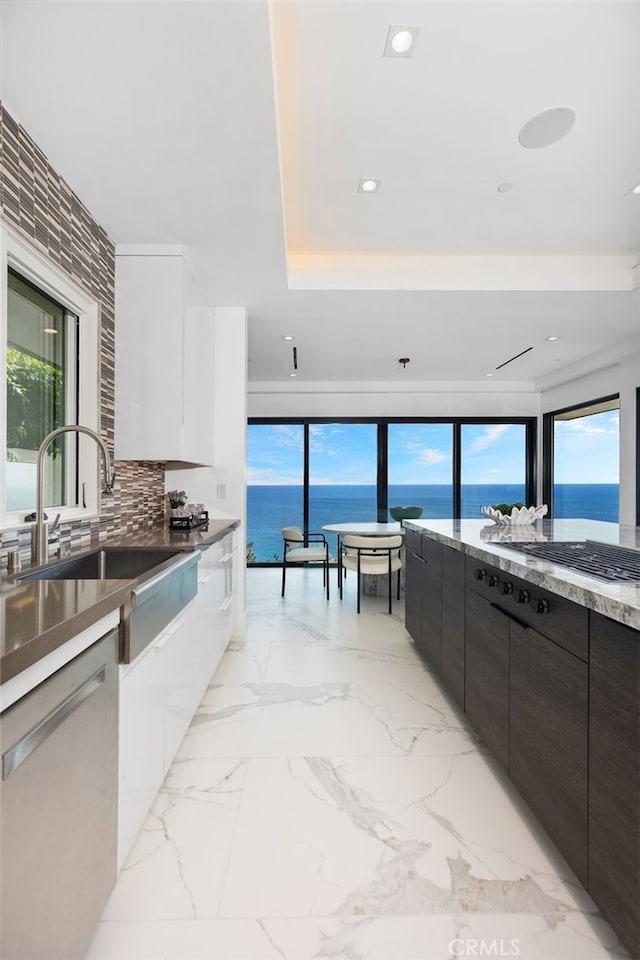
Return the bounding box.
[322,522,406,593]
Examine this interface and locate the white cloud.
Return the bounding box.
[469,423,511,452]
[308,424,342,455]
[419,448,449,465]
[565,420,616,437]
[272,425,303,449]
[247,467,301,485]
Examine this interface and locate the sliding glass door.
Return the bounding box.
[544,396,619,521]
[387,423,454,519]
[246,423,304,563]
[247,417,536,564]
[460,423,527,518]
[308,423,377,552]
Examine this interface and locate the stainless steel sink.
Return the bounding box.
[17,545,202,664]
[17,547,183,582]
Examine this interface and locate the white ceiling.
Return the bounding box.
[1,0,639,387]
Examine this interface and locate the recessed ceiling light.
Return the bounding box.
[43,327,58,335]
[627,182,640,195]
[383,25,420,58]
[289,373,297,378]
[497,183,513,193]
[518,107,576,150]
[282,335,295,341]
[545,336,560,342]
[357,178,380,194]
[485,372,494,378]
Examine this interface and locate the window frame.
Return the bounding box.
[1,223,101,529]
[248,415,537,564]
[542,393,620,520]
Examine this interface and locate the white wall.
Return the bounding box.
[248,382,540,419]
[539,339,639,526]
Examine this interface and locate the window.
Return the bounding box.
[460,423,527,518]
[308,423,377,542]
[1,225,100,526]
[6,270,78,511]
[246,423,304,562]
[543,396,620,522]
[247,417,536,564]
[388,423,454,517]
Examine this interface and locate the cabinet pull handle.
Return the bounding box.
[489,602,530,631]
[413,554,427,563]
[220,596,232,612]
[3,666,106,780]
[221,553,233,563]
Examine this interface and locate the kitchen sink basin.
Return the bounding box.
[17,547,183,582]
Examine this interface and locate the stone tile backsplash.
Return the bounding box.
[0,102,165,563]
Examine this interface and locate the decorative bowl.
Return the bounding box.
[480,504,548,526]
[389,505,424,522]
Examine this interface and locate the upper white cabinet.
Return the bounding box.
[115,247,214,465]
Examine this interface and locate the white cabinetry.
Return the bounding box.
[118,532,236,867]
[192,531,235,701]
[118,643,165,866]
[115,248,214,465]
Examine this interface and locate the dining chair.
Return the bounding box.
[340,534,403,613]
[281,526,330,600]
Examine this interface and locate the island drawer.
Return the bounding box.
[465,557,589,661]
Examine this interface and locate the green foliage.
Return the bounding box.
[246,541,257,564]
[493,502,525,515]
[6,348,63,455]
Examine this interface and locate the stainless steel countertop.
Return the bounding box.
[403,518,640,630]
[1,518,239,683]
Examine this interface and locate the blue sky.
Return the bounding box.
[248,414,619,485]
[554,410,619,483]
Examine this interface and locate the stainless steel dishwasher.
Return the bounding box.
[0,629,119,960]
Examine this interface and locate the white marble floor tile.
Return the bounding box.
[178,680,403,758]
[211,634,272,683]
[217,754,597,929]
[263,631,425,684]
[382,679,488,755]
[102,758,247,922]
[85,569,626,960]
[85,918,287,959]
[86,913,627,960]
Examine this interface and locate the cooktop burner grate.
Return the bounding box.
[503,540,640,583]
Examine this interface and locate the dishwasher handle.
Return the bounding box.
[3,664,107,781]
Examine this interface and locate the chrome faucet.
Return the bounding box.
[31,425,115,565]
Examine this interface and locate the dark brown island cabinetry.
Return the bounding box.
[440,545,466,709]
[404,531,425,653]
[404,534,639,959]
[509,620,588,885]
[588,613,640,956]
[405,532,465,706]
[464,588,510,770]
[420,536,443,674]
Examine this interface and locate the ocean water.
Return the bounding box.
[246,483,619,562]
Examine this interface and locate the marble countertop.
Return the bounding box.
[1,517,239,684]
[403,518,640,631]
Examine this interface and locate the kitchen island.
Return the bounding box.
[403,518,639,958]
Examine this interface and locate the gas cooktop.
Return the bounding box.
[503,540,640,583]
